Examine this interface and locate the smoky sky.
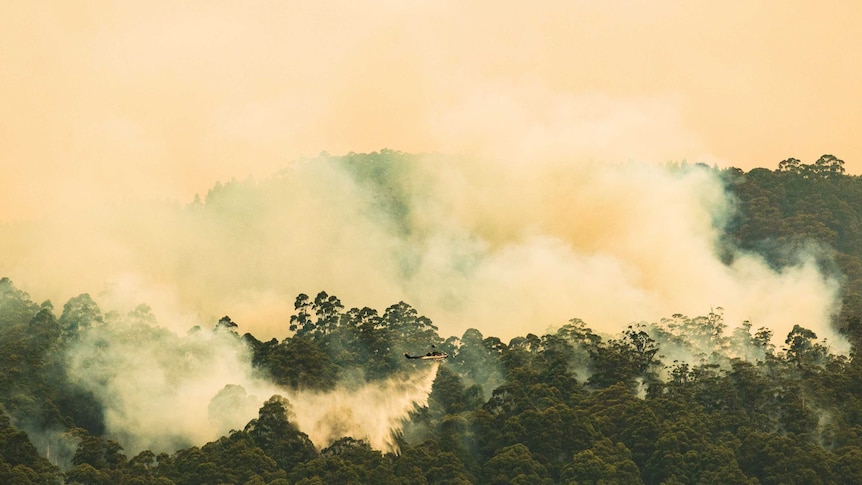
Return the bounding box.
[3,2,862,221]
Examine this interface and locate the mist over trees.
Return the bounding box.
[3,153,862,484]
[723,154,862,326]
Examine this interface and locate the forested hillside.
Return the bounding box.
[3,154,862,484]
[723,155,862,325]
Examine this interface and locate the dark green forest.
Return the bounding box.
[5,153,862,484]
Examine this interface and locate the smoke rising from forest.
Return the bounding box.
[64,322,275,453]
[0,152,848,459]
[288,363,439,452]
[61,315,438,456]
[0,153,843,348]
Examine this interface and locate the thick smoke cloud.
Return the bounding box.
[287,363,439,453]
[65,324,275,453]
[1,153,846,458]
[63,315,438,456]
[0,154,842,348]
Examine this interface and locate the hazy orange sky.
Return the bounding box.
[2,1,862,221]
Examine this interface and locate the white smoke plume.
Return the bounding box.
[288,363,439,453]
[0,153,843,349]
[64,322,280,453]
[63,311,439,456]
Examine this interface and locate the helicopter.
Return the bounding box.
[404,345,448,360]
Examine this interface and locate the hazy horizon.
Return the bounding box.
[3,2,862,222]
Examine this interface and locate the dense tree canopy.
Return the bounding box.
[2,153,862,483]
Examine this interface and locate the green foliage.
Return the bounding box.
[59,294,104,338]
[288,437,397,484]
[737,429,835,485]
[483,444,553,485]
[394,440,474,484]
[244,397,316,474]
[255,291,446,385]
[0,411,60,484]
[587,324,661,389]
[724,156,862,329]
[0,279,104,435]
[784,324,825,368]
[7,153,862,484]
[260,334,340,390]
[561,438,643,485]
[3,277,862,484]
